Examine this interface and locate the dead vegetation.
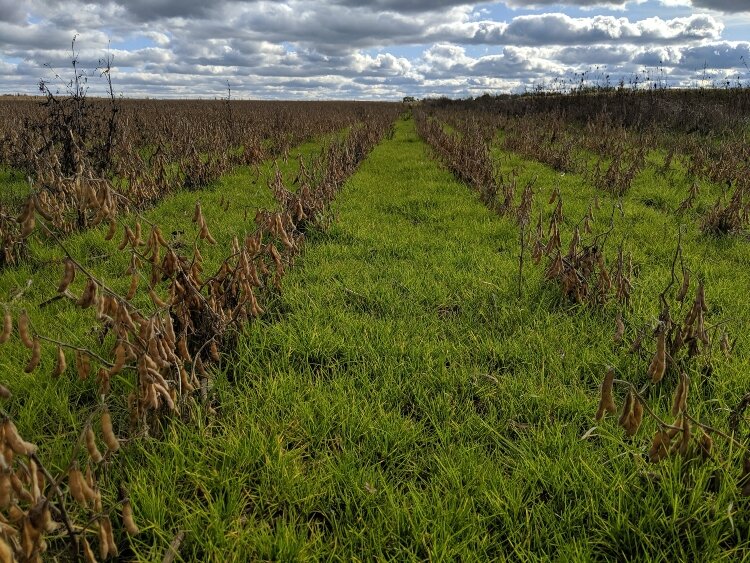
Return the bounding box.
[0,62,397,558]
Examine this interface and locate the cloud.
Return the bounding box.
[498,13,722,45]
[0,0,27,23]
[333,0,487,12]
[689,0,750,13]
[0,0,747,99]
[503,0,640,8]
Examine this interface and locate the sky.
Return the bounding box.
[0,0,749,100]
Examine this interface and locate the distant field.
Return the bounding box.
[0,91,748,560]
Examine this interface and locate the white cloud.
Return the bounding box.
[0,0,746,99]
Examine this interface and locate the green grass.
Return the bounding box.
[107,116,750,561]
[1,113,749,560]
[0,166,30,206]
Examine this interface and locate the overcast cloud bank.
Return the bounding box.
[0,0,748,99]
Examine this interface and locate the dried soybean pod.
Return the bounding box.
[199,223,217,245]
[676,269,690,302]
[0,471,12,509]
[58,258,76,293]
[595,367,617,421]
[613,314,625,344]
[100,409,119,453]
[109,343,126,376]
[666,416,682,440]
[154,226,168,247]
[697,281,708,312]
[126,273,138,300]
[103,515,118,557]
[16,198,34,224]
[105,219,117,241]
[3,419,37,456]
[75,350,91,380]
[163,315,176,346]
[18,310,33,349]
[628,398,643,437]
[698,431,713,460]
[648,430,671,463]
[77,279,98,308]
[29,459,41,501]
[19,211,35,238]
[97,367,111,396]
[7,503,23,522]
[0,534,13,563]
[84,465,99,505]
[0,310,11,344]
[52,346,66,378]
[132,222,142,247]
[122,497,140,535]
[677,416,692,457]
[85,426,103,463]
[81,536,97,563]
[179,366,195,393]
[118,226,131,251]
[24,338,41,373]
[647,328,666,384]
[671,372,689,416]
[68,466,87,507]
[10,471,33,503]
[98,516,112,559]
[194,356,207,377]
[177,336,192,362]
[149,289,167,308]
[209,340,220,362]
[618,390,634,430]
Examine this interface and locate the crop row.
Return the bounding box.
[0,92,399,560]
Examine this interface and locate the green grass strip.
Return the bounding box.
[117,115,750,561]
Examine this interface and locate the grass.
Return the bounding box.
[0,166,29,206]
[102,115,750,561]
[1,112,749,560]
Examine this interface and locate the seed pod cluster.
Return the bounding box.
[536,198,626,307]
[0,416,70,560]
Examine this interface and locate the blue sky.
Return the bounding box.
[0,0,748,99]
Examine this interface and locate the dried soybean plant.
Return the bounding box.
[533,190,631,307]
[0,358,137,561]
[0,45,392,271]
[414,109,536,226]
[593,233,747,490]
[0,111,397,560]
[701,181,749,237]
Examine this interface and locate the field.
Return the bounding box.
[0,89,749,561]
